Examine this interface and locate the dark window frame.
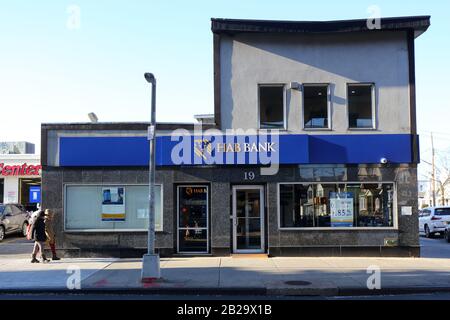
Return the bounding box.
[347,83,376,130]
[258,84,286,130]
[302,83,331,130]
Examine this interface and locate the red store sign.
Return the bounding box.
[0,163,42,176]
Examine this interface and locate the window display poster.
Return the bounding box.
[330,192,354,227]
[102,187,125,221]
[29,186,41,203]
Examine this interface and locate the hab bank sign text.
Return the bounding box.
[170,130,281,166]
[159,128,313,166]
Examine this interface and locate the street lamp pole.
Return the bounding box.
[141,72,160,281]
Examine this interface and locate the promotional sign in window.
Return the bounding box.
[330,192,354,227]
[29,186,41,203]
[102,187,125,221]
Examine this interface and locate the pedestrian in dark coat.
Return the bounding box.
[30,211,49,263]
[44,209,60,260]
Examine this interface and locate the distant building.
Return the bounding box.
[0,141,35,155]
[436,178,450,206]
[418,180,431,208]
[194,114,215,125]
[0,142,41,211]
[419,178,450,208]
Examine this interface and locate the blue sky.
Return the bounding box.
[0,0,449,174]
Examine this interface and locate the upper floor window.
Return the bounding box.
[259,84,285,129]
[348,84,375,129]
[303,84,330,129]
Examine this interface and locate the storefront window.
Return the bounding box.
[65,185,163,231]
[279,183,394,228]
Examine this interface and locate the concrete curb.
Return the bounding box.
[337,286,450,296]
[1,286,450,297]
[0,287,267,296]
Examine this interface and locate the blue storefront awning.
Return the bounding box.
[58,134,417,167]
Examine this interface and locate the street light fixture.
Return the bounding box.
[88,112,98,123]
[141,72,160,282]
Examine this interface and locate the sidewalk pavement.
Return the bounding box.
[0,256,449,296]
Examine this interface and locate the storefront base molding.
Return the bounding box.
[268,246,420,257]
[54,247,231,258]
[50,246,420,258]
[211,247,231,256]
[52,248,175,258]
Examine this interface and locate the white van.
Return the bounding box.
[419,207,450,238]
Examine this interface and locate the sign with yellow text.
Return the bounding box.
[102,187,125,221]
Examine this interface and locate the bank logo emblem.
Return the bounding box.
[171,126,281,176]
[194,139,212,160]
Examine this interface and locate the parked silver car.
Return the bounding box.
[0,203,31,242]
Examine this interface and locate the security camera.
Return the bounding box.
[288,82,301,90]
[380,158,388,164]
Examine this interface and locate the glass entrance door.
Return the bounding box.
[232,186,265,253]
[177,185,209,253]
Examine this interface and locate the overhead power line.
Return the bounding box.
[420,130,450,136]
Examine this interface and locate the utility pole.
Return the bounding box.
[141,72,160,282]
[431,132,436,206]
[439,181,445,206]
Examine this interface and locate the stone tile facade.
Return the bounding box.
[42,164,419,257]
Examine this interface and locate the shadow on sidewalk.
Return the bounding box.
[0,265,449,294]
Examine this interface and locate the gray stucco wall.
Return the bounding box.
[220,32,411,133]
[42,164,419,257]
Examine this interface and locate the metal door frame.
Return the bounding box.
[232,185,265,253]
[177,185,209,254]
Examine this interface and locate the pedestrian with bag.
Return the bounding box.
[44,209,60,261]
[26,207,40,241]
[30,211,50,263]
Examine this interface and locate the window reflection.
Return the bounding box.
[280,183,394,228]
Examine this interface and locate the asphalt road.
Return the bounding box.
[0,234,34,256]
[419,235,450,258]
[0,292,449,300]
